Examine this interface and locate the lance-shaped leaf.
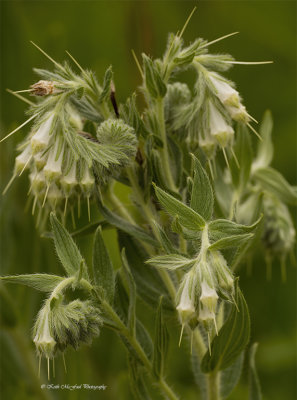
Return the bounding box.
[146,254,195,271]
[253,167,297,206]
[208,233,254,251]
[142,54,167,98]
[154,184,205,231]
[190,155,214,221]
[230,124,252,191]
[248,343,262,400]
[121,249,136,337]
[220,352,244,399]
[128,356,152,400]
[153,297,169,379]
[201,285,250,372]
[208,217,261,241]
[50,213,87,278]
[151,221,178,254]
[118,232,173,313]
[0,274,64,292]
[253,110,273,169]
[96,193,159,247]
[92,226,115,303]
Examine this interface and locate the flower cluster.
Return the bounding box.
[176,250,234,341]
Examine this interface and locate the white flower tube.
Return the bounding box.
[15,144,32,174]
[209,73,240,107]
[44,141,64,182]
[209,102,234,147]
[199,280,218,313]
[31,113,54,154]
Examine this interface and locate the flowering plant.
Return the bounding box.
[1,9,296,400]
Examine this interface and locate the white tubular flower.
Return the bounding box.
[81,164,95,195]
[176,271,196,324]
[14,144,32,174]
[34,151,48,171]
[31,113,54,154]
[209,102,234,147]
[227,104,250,123]
[199,280,218,313]
[209,73,240,107]
[60,162,77,195]
[33,305,56,359]
[43,142,64,182]
[29,171,46,193]
[47,184,63,209]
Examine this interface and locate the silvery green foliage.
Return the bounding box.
[1,16,296,400]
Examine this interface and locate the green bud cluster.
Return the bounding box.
[33,280,102,360]
[262,194,295,256]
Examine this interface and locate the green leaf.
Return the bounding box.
[190,155,214,220]
[96,193,159,247]
[0,274,64,292]
[220,352,244,399]
[118,232,174,313]
[92,227,115,303]
[253,167,297,206]
[146,254,195,271]
[208,217,261,239]
[208,233,254,251]
[142,54,167,98]
[253,110,273,169]
[151,221,178,254]
[154,185,205,231]
[201,285,250,372]
[50,213,87,278]
[248,343,262,400]
[121,249,137,336]
[128,356,152,400]
[153,297,169,379]
[230,124,252,191]
[98,66,113,103]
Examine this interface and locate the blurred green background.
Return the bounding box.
[0,1,296,399]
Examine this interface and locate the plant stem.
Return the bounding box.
[207,371,220,400]
[102,300,179,400]
[156,98,178,193]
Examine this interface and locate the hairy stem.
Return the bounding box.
[156,98,177,193]
[102,300,179,400]
[207,371,220,400]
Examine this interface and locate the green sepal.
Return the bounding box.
[142,54,167,98]
[154,184,205,231]
[98,66,113,103]
[248,343,262,400]
[190,155,214,221]
[92,226,115,303]
[153,297,169,379]
[50,213,88,279]
[201,283,250,372]
[0,274,64,292]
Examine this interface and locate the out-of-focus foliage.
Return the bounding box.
[0,1,296,400]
